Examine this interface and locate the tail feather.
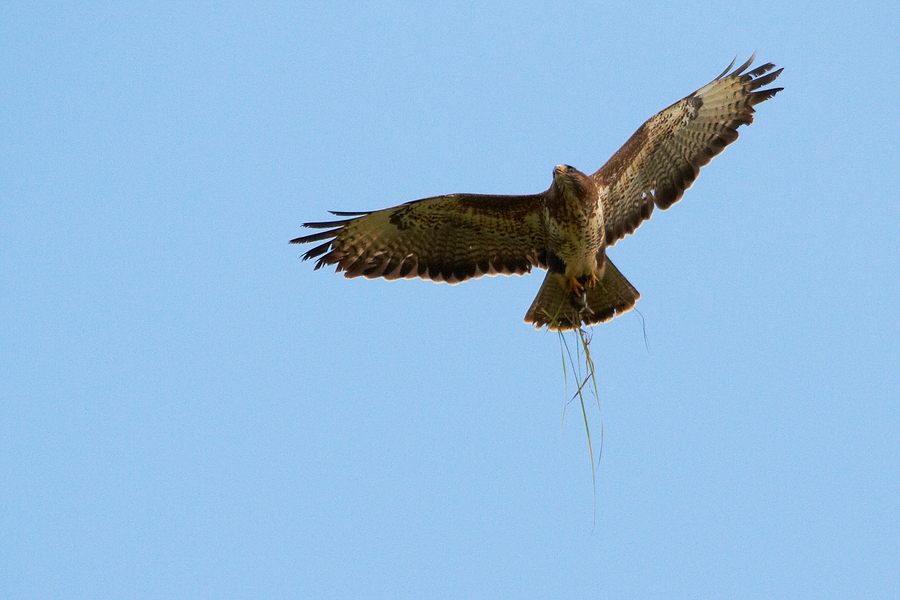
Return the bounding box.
[524,259,640,330]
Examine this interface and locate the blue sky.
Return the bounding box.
[2,1,898,598]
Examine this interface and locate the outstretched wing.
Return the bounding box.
[593,55,783,246]
[291,193,548,284]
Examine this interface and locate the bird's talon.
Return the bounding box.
[566,277,585,296]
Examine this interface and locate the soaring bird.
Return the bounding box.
[292,56,783,330]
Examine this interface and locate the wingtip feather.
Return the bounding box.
[715,56,738,80]
[290,227,343,245]
[329,210,371,217]
[728,52,757,78]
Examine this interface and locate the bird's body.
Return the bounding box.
[544,165,604,286]
[292,56,783,330]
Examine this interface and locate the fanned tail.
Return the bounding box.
[524,260,640,331]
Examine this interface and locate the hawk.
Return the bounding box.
[292,56,783,330]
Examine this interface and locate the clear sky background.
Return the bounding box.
[2,1,898,598]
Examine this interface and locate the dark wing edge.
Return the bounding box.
[290,193,548,285]
[290,211,373,265]
[593,55,783,246]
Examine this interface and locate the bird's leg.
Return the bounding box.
[567,274,600,296]
[566,277,585,296]
[582,273,600,289]
[566,276,594,316]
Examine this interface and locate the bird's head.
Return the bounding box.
[552,164,592,197]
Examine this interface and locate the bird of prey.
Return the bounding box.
[292,56,783,330]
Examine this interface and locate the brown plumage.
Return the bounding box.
[292,56,783,330]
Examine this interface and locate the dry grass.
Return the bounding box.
[556,325,603,521]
